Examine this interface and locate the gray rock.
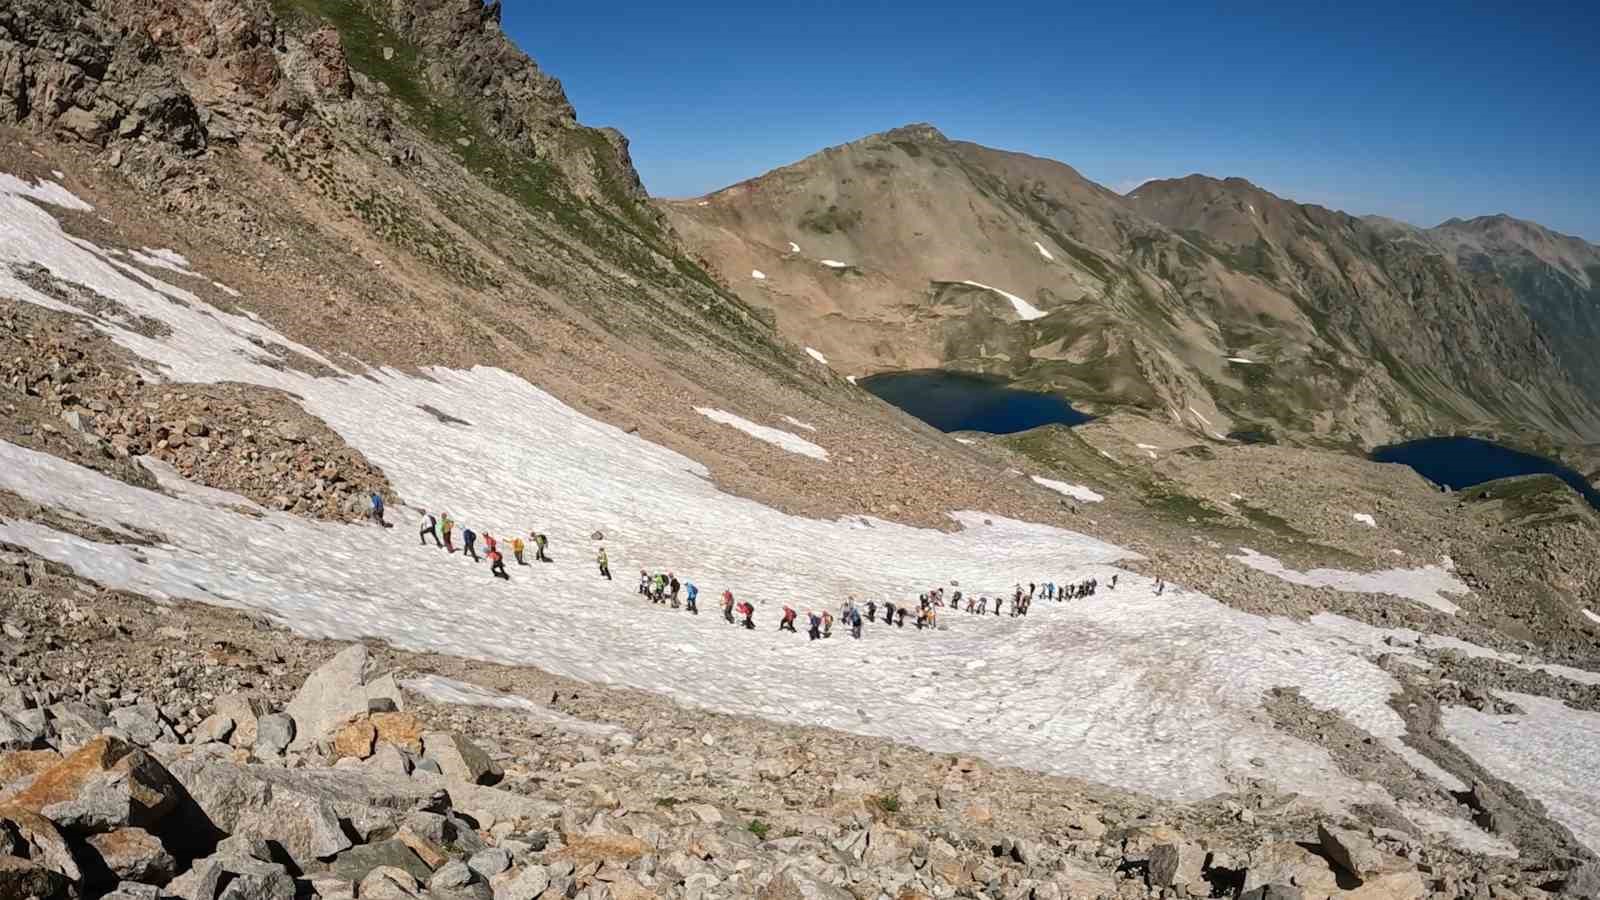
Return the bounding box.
[215,834,275,862]
[326,839,432,885]
[491,865,549,900]
[429,861,475,890]
[1317,822,1382,880]
[213,695,271,748]
[365,742,413,776]
[105,881,161,900]
[1564,863,1600,899]
[285,646,402,751]
[1147,843,1180,887]
[360,865,423,900]
[0,709,48,750]
[110,704,171,746]
[85,827,178,883]
[47,701,113,746]
[467,849,512,881]
[254,713,295,756]
[421,732,499,785]
[215,858,296,900]
[192,714,235,745]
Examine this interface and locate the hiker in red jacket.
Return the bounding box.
[736,600,755,629]
[779,606,798,632]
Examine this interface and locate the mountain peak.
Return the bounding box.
[878,123,949,145]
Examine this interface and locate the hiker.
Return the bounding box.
[850,606,863,639]
[884,601,895,626]
[463,528,479,562]
[822,610,834,638]
[638,570,650,597]
[440,513,454,552]
[512,536,526,565]
[534,532,549,562]
[669,573,681,608]
[866,600,877,622]
[370,493,385,526]
[652,573,666,604]
[807,611,822,641]
[596,547,611,579]
[780,606,798,632]
[737,600,755,629]
[685,582,699,614]
[723,590,736,624]
[1111,573,1118,590]
[1156,578,1165,596]
[419,511,440,547]
[895,607,907,628]
[483,533,497,559]
[488,548,509,580]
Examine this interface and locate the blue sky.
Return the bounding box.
[503,1,1600,240]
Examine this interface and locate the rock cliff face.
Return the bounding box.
[663,126,1600,446]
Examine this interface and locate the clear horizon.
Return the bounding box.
[505,1,1599,242]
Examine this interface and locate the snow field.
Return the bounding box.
[1231,548,1466,614]
[0,171,1497,811]
[959,280,1046,320]
[695,407,828,460]
[1031,476,1104,503]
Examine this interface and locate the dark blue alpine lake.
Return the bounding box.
[1372,436,1600,511]
[859,370,1090,434]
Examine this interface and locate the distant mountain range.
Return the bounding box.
[661,125,1600,446]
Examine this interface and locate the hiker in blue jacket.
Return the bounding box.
[462,527,479,562]
[370,493,386,526]
[685,582,699,614]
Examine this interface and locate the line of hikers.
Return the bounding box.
[411,505,1130,639]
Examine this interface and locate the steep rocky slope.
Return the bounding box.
[663,126,1600,447]
[1423,215,1600,402]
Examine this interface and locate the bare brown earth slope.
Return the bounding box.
[662,126,1600,448]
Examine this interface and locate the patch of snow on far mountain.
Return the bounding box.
[0,172,92,211]
[1188,406,1212,426]
[804,347,828,365]
[1232,548,1465,614]
[696,407,828,460]
[51,170,65,179]
[1444,693,1600,853]
[820,259,849,268]
[780,415,816,432]
[751,270,766,280]
[0,169,1462,810]
[1227,357,1257,364]
[960,281,1046,320]
[1353,513,1377,527]
[1584,609,1600,625]
[1033,241,1054,260]
[955,438,976,445]
[788,241,801,253]
[1031,476,1103,503]
[212,282,241,297]
[845,375,857,384]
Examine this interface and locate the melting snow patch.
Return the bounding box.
[1310,612,1600,687]
[1382,738,1467,792]
[51,170,65,179]
[1444,693,1600,853]
[1353,513,1377,527]
[820,259,849,268]
[1584,609,1600,625]
[955,437,976,445]
[695,407,828,460]
[788,241,801,254]
[779,415,816,432]
[1031,476,1104,503]
[804,347,828,365]
[845,375,857,385]
[1232,549,1465,614]
[0,172,92,211]
[1188,406,1212,426]
[1227,357,1257,364]
[212,281,241,298]
[402,674,634,744]
[1136,443,1159,450]
[1033,241,1054,261]
[751,269,766,280]
[129,248,200,278]
[1400,803,1517,857]
[959,281,1046,320]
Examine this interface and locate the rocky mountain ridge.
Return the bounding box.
[663,126,1600,448]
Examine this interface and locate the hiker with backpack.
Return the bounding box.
[685,582,699,614]
[534,532,549,562]
[780,606,798,633]
[669,573,681,608]
[596,547,611,580]
[488,547,509,580]
[419,511,440,547]
[462,527,479,562]
[723,590,736,623]
[512,536,526,565]
[807,611,822,641]
[370,493,386,526]
[737,600,755,629]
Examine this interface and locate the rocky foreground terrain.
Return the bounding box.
[4,547,1595,900]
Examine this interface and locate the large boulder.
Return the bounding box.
[285,646,403,751]
[0,807,81,882]
[1317,823,1385,882]
[84,827,177,884]
[5,736,179,834]
[0,712,48,753]
[212,696,271,749]
[0,749,61,791]
[421,733,499,785]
